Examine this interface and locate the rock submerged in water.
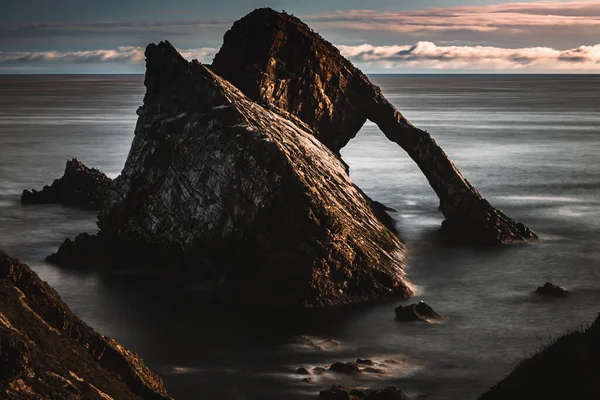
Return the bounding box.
[356,358,375,366]
[211,8,537,244]
[319,385,410,400]
[329,362,361,375]
[21,158,111,211]
[0,251,171,400]
[535,282,568,297]
[395,301,441,322]
[51,40,413,308]
[296,367,311,375]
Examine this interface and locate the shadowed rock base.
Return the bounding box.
[0,251,171,400]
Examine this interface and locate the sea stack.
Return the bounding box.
[211,8,537,244]
[89,40,413,308]
[42,8,539,308]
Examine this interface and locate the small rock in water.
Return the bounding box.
[313,367,327,374]
[535,282,568,297]
[329,362,361,375]
[395,301,441,322]
[302,377,314,383]
[296,367,311,375]
[363,367,386,374]
[356,358,374,366]
[323,338,342,348]
[319,385,410,400]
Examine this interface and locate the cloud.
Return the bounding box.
[0,46,217,64]
[305,2,600,32]
[337,41,600,70]
[304,2,600,48]
[3,41,599,72]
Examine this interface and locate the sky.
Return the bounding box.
[1,0,600,73]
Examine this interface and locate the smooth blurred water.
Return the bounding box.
[0,74,599,400]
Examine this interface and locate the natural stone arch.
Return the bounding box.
[211,8,536,243]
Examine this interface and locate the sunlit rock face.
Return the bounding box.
[211,8,537,244]
[0,251,171,400]
[97,41,412,308]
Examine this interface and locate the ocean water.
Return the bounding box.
[1,74,599,399]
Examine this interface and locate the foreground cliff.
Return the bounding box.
[51,40,413,308]
[479,313,600,400]
[0,251,171,399]
[211,8,536,244]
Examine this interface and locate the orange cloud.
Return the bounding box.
[305,2,600,45]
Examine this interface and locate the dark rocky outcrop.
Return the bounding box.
[535,282,568,297]
[21,159,111,210]
[0,251,171,399]
[319,385,410,400]
[211,8,536,244]
[395,301,441,322]
[296,367,311,375]
[329,362,361,375]
[479,313,600,400]
[51,40,413,308]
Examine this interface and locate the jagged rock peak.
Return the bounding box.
[211,8,537,244]
[0,251,171,399]
[21,158,111,210]
[87,40,413,308]
[212,7,371,153]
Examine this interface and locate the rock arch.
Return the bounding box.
[211,8,537,243]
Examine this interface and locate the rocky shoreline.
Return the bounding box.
[0,251,171,399]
